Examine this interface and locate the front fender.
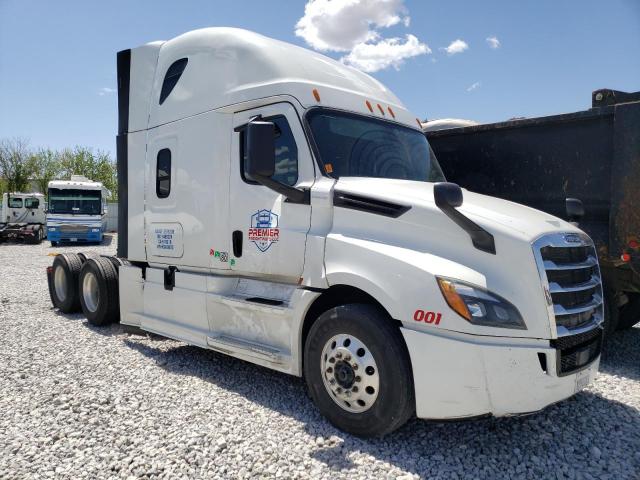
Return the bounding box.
[324,233,489,335]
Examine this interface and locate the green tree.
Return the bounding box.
[28,148,63,198]
[59,146,118,201]
[0,138,33,193]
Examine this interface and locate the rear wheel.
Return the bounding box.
[618,293,640,330]
[50,253,82,312]
[77,252,99,263]
[304,303,414,437]
[79,257,120,326]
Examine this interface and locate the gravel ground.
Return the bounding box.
[1,234,639,480]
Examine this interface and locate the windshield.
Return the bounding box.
[48,188,101,215]
[307,109,445,183]
[8,197,23,208]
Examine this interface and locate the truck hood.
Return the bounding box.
[327,178,589,339]
[334,177,581,243]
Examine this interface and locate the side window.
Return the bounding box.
[159,58,188,105]
[241,115,299,186]
[156,149,171,198]
[25,198,39,209]
[8,197,23,208]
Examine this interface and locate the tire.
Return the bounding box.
[51,241,58,247]
[79,257,120,326]
[106,256,127,270]
[77,252,99,263]
[618,293,640,330]
[303,303,415,437]
[28,225,43,244]
[50,253,83,313]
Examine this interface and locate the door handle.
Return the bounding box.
[232,230,243,258]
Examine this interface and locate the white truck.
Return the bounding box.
[46,28,604,436]
[0,192,46,244]
[47,176,110,245]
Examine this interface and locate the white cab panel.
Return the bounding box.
[126,130,147,261]
[229,102,313,281]
[145,111,232,270]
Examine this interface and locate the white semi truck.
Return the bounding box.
[47,175,110,245]
[47,28,604,436]
[0,192,46,244]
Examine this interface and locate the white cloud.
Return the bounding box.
[99,87,116,96]
[295,0,409,51]
[486,36,500,49]
[466,81,481,92]
[442,39,469,55]
[341,34,430,72]
[295,0,429,72]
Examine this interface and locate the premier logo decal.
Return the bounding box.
[248,209,280,252]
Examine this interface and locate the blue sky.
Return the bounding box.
[1,0,638,157]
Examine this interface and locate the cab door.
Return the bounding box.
[230,103,314,282]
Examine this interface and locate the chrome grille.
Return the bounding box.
[533,233,604,336]
[60,224,89,234]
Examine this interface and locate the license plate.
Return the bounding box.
[70,238,77,242]
[575,369,591,392]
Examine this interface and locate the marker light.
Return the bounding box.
[377,104,385,115]
[621,253,631,263]
[436,277,526,329]
[437,278,471,320]
[325,163,334,174]
[387,107,395,118]
[312,89,321,102]
[416,118,422,128]
[365,100,373,112]
[629,240,639,250]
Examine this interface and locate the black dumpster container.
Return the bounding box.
[425,89,640,331]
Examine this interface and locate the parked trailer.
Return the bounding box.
[424,89,640,332]
[0,192,46,244]
[48,28,604,436]
[47,176,110,245]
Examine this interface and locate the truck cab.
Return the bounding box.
[0,192,46,243]
[49,28,604,436]
[46,176,110,245]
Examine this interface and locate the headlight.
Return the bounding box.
[436,277,526,329]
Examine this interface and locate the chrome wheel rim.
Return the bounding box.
[82,272,100,313]
[54,266,67,302]
[320,334,380,413]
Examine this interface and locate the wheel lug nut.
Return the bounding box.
[352,364,358,370]
[345,391,351,397]
[352,386,358,393]
[326,367,333,373]
[336,352,343,359]
[336,387,342,393]
[329,357,335,363]
[329,379,336,385]
[344,354,351,361]
[355,376,361,382]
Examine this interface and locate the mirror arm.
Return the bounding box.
[253,174,310,204]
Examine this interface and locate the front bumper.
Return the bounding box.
[401,327,600,420]
[47,228,103,243]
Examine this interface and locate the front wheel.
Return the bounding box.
[304,304,415,437]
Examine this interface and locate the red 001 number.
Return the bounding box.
[413,310,442,325]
